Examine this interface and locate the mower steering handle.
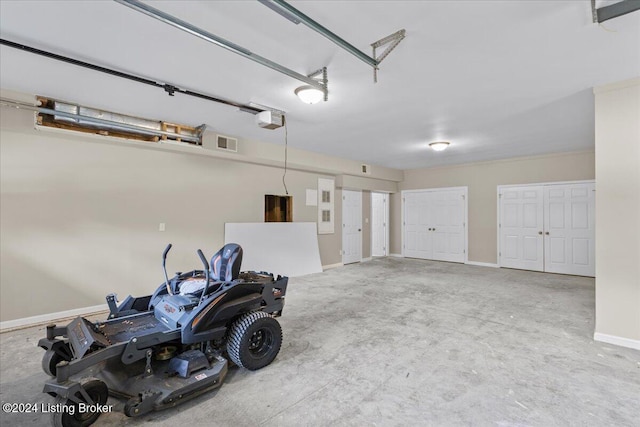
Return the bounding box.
[162,243,173,296]
[197,249,211,306]
[196,249,208,270]
[162,243,172,264]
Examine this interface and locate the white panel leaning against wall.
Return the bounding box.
[317,178,335,234]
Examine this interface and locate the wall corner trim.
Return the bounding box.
[593,332,640,350]
[465,261,499,268]
[388,253,403,258]
[0,304,109,333]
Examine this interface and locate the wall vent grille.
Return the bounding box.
[216,135,238,152]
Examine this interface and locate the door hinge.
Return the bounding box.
[462,195,465,200]
[499,194,502,198]
[343,196,345,200]
[463,250,465,253]
[499,252,501,256]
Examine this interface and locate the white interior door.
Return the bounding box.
[499,186,544,271]
[544,183,595,276]
[371,192,388,256]
[403,188,467,262]
[403,191,432,259]
[431,188,466,263]
[342,190,362,264]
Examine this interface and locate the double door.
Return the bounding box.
[499,182,595,276]
[403,187,467,263]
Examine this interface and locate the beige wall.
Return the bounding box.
[2,88,625,335]
[594,78,640,343]
[336,175,398,193]
[0,99,398,322]
[391,151,596,262]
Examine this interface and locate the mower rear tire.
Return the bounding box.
[227,311,282,371]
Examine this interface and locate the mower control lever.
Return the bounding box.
[197,249,211,305]
[162,243,173,296]
[162,243,172,259]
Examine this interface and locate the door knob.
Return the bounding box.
[358,229,361,232]
[433,228,436,231]
[545,231,550,235]
[538,231,543,235]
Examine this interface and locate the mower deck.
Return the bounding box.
[98,313,169,344]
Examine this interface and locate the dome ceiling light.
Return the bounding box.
[429,141,450,152]
[295,86,325,104]
[295,67,328,104]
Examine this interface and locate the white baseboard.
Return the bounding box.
[361,257,373,262]
[594,332,640,350]
[388,253,403,258]
[0,304,108,333]
[322,262,343,271]
[466,261,499,268]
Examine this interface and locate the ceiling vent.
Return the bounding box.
[361,164,371,175]
[216,135,238,152]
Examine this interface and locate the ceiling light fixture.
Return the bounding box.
[295,67,328,104]
[429,141,450,152]
[295,86,324,104]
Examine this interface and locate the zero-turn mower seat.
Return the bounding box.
[210,243,243,281]
[178,244,243,296]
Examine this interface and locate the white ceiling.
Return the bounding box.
[1,1,638,170]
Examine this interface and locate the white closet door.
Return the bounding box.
[544,183,595,276]
[342,190,362,265]
[403,188,466,262]
[404,191,432,259]
[371,193,387,256]
[499,186,544,271]
[431,188,466,263]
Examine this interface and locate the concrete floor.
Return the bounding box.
[1,258,639,426]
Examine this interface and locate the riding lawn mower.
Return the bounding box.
[38,243,288,426]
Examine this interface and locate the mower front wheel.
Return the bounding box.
[227,311,282,371]
[42,346,71,377]
[51,379,108,427]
